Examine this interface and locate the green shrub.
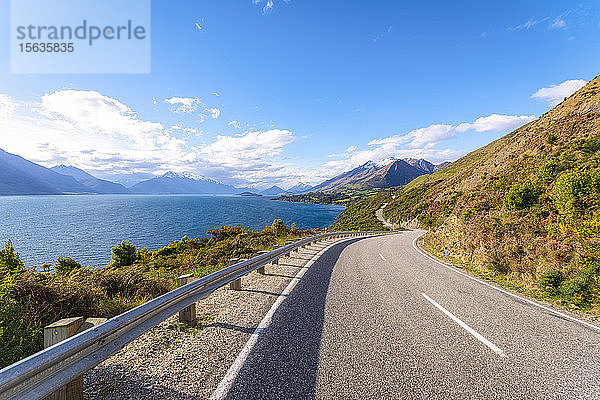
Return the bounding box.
[551,169,600,216]
[547,133,558,145]
[560,275,593,301]
[503,182,540,210]
[538,269,564,295]
[271,219,284,235]
[0,241,24,275]
[206,226,245,241]
[108,241,138,268]
[580,138,600,154]
[536,161,560,184]
[54,257,81,275]
[485,253,509,275]
[559,261,599,304]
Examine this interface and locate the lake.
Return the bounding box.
[0,195,344,267]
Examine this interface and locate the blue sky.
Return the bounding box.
[0,0,599,189]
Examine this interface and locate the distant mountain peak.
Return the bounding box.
[375,157,397,168]
[287,182,313,194]
[261,185,288,196]
[160,171,216,183]
[50,164,129,194]
[310,157,449,192]
[360,161,378,169]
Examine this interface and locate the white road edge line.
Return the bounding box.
[421,292,505,357]
[210,236,363,400]
[379,253,386,261]
[412,234,600,333]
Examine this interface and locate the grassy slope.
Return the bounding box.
[333,76,600,315]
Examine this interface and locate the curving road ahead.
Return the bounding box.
[216,230,600,399]
[375,202,396,229]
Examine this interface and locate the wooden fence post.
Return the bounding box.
[177,274,197,326]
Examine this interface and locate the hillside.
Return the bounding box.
[50,165,129,194]
[0,148,92,195]
[333,76,600,312]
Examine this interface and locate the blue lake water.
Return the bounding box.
[0,195,344,268]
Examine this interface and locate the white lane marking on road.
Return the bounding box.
[412,234,600,333]
[421,292,506,357]
[210,236,366,400]
[378,243,381,247]
[379,253,386,261]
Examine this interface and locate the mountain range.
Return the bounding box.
[0,147,445,196]
[0,148,92,195]
[50,165,129,194]
[311,158,449,192]
[129,172,241,194]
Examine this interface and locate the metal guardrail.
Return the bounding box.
[0,231,389,400]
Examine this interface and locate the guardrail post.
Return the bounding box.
[177,274,197,326]
[271,246,280,265]
[43,316,106,400]
[229,259,242,290]
[44,317,85,400]
[257,251,269,274]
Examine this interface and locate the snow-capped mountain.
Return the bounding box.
[310,158,450,192]
[287,182,313,194]
[129,171,239,194]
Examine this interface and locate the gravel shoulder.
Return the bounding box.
[83,240,337,400]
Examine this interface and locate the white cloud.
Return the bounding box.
[325,113,536,176]
[507,17,550,32]
[170,123,201,137]
[369,124,454,149]
[39,90,173,148]
[1,90,196,182]
[204,107,221,119]
[165,97,202,113]
[228,120,242,129]
[531,79,588,106]
[550,17,566,29]
[0,94,17,117]
[254,0,290,13]
[0,90,304,188]
[200,129,295,167]
[455,114,536,133]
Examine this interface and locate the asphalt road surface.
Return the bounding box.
[375,203,396,229]
[220,230,600,399]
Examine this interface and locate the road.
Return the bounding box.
[375,202,396,229]
[216,230,600,399]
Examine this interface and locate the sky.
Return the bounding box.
[0,0,599,189]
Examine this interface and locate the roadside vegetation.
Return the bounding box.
[0,220,316,369]
[333,76,600,317]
